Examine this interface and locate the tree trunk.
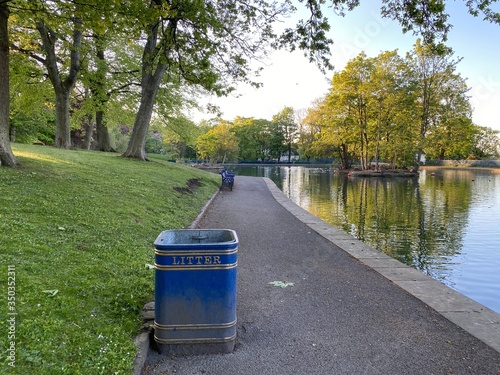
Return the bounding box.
[178,142,186,160]
[122,71,165,160]
[0,2,18,167]
[359,129,366,170]
[91,33,115,152]
[36,18,81,149]
[123,7,171,160]
[123,62,167,158]
[339,144,349,170]
[84,114,93,150]
[95,110,115,152]
[54,89,71,148]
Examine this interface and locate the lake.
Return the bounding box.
[229,165,500,314]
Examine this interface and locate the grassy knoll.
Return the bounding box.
[0,144,220,374]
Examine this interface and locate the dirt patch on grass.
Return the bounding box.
[187,178,203,188]
[173,178,204,194]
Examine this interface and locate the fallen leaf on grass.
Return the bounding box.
[42,289,59,297]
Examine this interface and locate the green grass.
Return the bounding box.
[0,144,220,374]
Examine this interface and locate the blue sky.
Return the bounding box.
[199,1,500,131]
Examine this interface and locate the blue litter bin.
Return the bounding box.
[153,229,238,355]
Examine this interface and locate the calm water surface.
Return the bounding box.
[230,165,500,314]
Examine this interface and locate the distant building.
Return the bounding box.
[274,152,299,162]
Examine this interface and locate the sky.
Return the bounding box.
[196,1,500,131]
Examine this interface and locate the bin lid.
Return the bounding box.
[154,229,238,251]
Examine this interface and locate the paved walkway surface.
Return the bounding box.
[140,176,500,375]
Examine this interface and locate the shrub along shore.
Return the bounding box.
[0,144,220,374]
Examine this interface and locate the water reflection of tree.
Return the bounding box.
[413,172,472,282]
[304,171,473,279]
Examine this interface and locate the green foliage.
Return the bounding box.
[305,95,358,168]
[109,126,131,153]
[145,133,164,154]
[471,126,500,158]
[298,102,327,161]
[155,116,201,160]
[305,44,490,169]
[426,117,477,160]
[0,144,219,374]
[267,120,287,161]
[9,52,56,145]
[231,117,272,161]
[380,0,450,44]
[272,107,299,162]
[196,121,239,163]
[10,111,55,145]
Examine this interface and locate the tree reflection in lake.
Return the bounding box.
[232,165,500,313]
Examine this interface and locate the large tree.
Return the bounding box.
[425,68,474,160]
[231,117,273,161]
[122,0,291,160]
[232,117,263,161]
[299,99,335,163]
[10,0,123,150]
[472,126,500,158]
[196,121,239,163]
[79,5,145,152]
[0,0,18,166]
[272,107,299,163]
[87,32,114,152]
[367,50,416,169]
[329,52,375,170]
[31,1,83,148]
[407,40,467,169]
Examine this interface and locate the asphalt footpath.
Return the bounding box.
[139,176,500,375]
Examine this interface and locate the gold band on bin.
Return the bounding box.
[154,319,236,331]
[154,249,238,256]
[153,333,237,345]
[154,262,237,271]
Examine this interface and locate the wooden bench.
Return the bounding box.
[219,169,235,191]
